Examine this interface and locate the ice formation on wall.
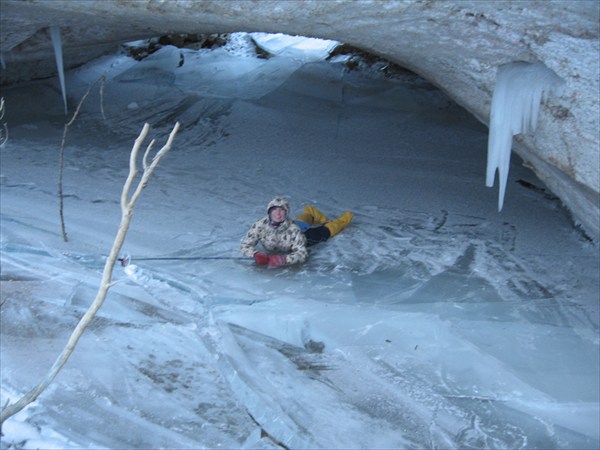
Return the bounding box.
[49,26,68,114]
[486,62,565,211]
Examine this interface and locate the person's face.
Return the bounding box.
[270,207,287,222]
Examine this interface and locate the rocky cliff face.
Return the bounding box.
[1,0,598,240]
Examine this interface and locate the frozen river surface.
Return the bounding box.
[1,34,598,449]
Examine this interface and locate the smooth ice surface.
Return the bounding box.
[486,62,565,211]
[1,34,598,449]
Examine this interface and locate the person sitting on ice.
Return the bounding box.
[240,196,353,268]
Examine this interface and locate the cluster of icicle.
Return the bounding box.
[486,62,565,211]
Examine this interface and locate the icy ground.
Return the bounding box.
[1,33,598,449]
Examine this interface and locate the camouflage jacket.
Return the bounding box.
[240,197,308,265]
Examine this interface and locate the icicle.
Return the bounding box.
[50,26,68,115]
[486,62,565,211]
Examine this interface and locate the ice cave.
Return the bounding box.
[1,0,598,239]
[0,1,599,449]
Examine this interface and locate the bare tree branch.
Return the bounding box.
[0,97,7,148]
[99,76,107,121]
[1,121,180,426]
[58,75,107,242]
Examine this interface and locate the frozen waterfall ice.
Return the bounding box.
[486,62,565,211]
[49,26,67,115]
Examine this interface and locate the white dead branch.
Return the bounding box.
[0,97,7,148]
[1,121,181,426]
[58,75,107,242]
